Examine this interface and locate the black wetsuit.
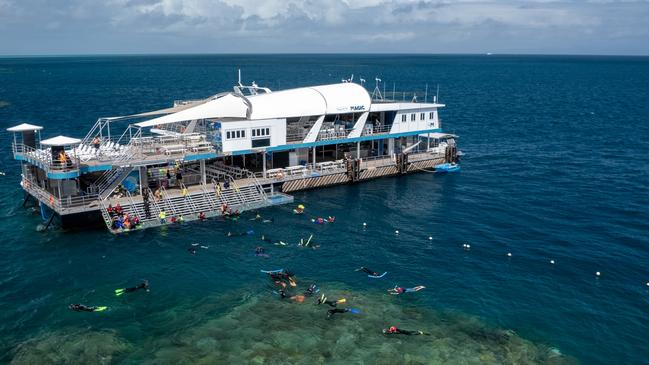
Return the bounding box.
[327,308,350,318]
[69,304,96,312]
[125,281,149,293]
[358,267,380,276]
[384,328,425,335]
[304,284,317,297]
[317,296,339,307]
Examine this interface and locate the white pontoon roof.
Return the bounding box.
[428,132,457,139]
[40,135,81,146]
[135,93,249,128]
[7,123,44,132]
[135,83,371,127]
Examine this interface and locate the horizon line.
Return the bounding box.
[1,52,648,58]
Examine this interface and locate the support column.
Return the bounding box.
[199,160,206,185]
[427,133,430,151]
[356,142,360,158]
[262,152,267,178]
[139,166,148,195]
[312,146,316,167]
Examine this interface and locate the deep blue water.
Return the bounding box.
[1,55,648,364]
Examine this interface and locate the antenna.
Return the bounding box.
[349,74,354,83]
[238,69,243,87]
[425,84,428,103]
[371,77,383,100]
[436,84,439,103]
[360,78,366,86]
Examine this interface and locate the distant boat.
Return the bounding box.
[486,53,493,56]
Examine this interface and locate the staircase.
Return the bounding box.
[94,166,135,199]
[98,175,278,233]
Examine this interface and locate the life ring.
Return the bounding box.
[49,196,54,205]
[277,171,284,180]
[23,179,30,188]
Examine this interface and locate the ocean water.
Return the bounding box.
[0,55,648,364]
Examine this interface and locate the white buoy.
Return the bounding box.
[363,222,367,226]
[550,260,555,264]
[596,271,601,277]
[428,236,433,240]
[395,230,399,235]
[507,252,512,257]
[646,282,649,287]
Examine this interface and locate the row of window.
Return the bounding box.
[252,127,270,138]
[400,112,435,122]
[225,127,272,141]
[225,129,246,140]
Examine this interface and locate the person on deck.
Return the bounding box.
[92,136,101,150]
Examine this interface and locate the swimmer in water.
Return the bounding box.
[227,230,255,237]
[327,308,360,318]
[115,280,150,296]
[388,285,425,295]
[255,246,269,257]
[282,283,319,303]
[355,267,381,277]
[382,326,429,335]
[316,294,347,307]
[68,304,107,312]
[269,270,297,288]
[261,235,288,246]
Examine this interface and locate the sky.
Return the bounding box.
[0,0,648,55]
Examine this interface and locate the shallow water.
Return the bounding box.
[0,55,648,364]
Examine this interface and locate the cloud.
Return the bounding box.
[0,0,648,54]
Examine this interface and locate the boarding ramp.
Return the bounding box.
[98,167,291,233]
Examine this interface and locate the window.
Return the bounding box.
[225,129,247,140]
[401,115,406,122]
[429,112,435,119]
[410,114,416,121]
[252,127,270,138]
[420,113,425,120]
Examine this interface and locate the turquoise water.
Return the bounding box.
[1,55,648,364]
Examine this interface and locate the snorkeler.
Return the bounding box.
[388,285,425,295]
[327,308,360,318]
[254,246,269,257]
[382,326,429,335]
[317,294,347,307]
[115,280,150,296]
[68,304,107,312]
[356,267,381,277]
[311,217,325,224]
[281,283,319,303]
[227,230,255,237]
[293,204,305,214]
[261,235,288,246]
[267,270,297,287]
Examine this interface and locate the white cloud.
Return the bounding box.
[0,0,648,54]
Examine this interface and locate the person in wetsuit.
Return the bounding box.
[388,285,425,295]
[115,280,149,296]
[68,304,106,312]
[326,308,359,318]
[356,267,381,277]
[317,294,346,307]
[382,326,428,335]
[269,270,297,288]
